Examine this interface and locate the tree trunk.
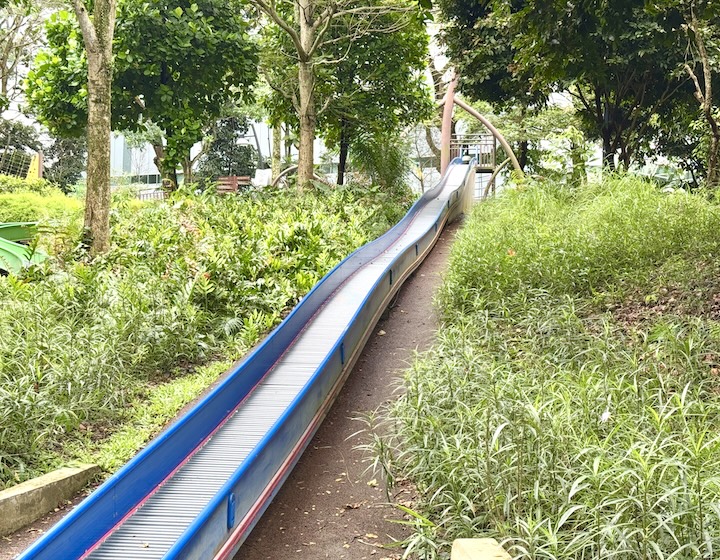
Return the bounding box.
[708,134,720,188]
[602,129,615,170]
[74,0,115,256]
[285,125,292,160]
[250,123,263,169]
[152,143,164,176]
[163,167,178,190]
[687,6,720,188]
[182,156,192,185]
[517,139,528,171]
[337,119,349,185]
[272,122,281,180]
[160,130,178,190]
[295,0,317,191]
[619,144,632,170]
[424,125,441,172]
[84,54,112,255]
[152,144,178,190]
[570,140,586,184]
[297,59,316,190]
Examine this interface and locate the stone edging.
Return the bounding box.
[451,538,512,560]
[0,464,100,537]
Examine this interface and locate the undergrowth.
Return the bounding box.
[378,176,720,559]
[0,182,411,487]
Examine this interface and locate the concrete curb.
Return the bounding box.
[451,538,512,560]
[0,464,100,537]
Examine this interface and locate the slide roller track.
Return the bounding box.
[19,160,475,560]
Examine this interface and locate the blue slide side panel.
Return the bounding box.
[18,159,470,560]
[170,349,347,559]
[162,161,474,559]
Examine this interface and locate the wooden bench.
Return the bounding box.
[216,175,252,194]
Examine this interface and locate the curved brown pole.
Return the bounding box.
[270,164,327,187]
[453,96,522,174]
[483,157,511,198]
[440,77,457,175]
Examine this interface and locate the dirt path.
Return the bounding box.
[235,221,460,560]
[1,221,459,560]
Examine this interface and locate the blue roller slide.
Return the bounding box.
[18,159,476,560]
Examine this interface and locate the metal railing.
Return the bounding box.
[450,133,496,170]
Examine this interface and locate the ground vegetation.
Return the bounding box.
[0,179,412,488]
[376,176,720,558]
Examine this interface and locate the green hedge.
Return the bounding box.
[0,191,83,223]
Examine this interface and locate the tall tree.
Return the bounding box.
[316,10,432,184]
[195,116,258,186]
[0,1,47,110]
[43,136,87,191]
[26,0,257,188]
[435,0,543,170]
[439,0,689,169]
[0,118,41,151]
[252,0,423,189]
[72,0,115,255]
[676,1,720,187]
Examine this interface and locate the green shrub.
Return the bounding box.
[382,175,720,559]
[0,191,83,223]
[0,182,411,486]
[439,175,720,316]
[0,175,57,195]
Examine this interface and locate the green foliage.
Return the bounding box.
[113,0,258,171]
[462,103,591,180]
[379,176,720,558]
[26,0,258,173]
[0,183,411,486]
[43,136,87,193]
[440,176,718,310]
[195,116,258,186]
[25,11,88,137]
[0,174,57,195]
[261,0,432,182]
[0,190,82,222]
[438,0,699,168]
[349,129,413,191]
[436,0,543,111]
[0,118,42,152]
[315,10,433,158]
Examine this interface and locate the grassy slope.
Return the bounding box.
[386,176,720,559]
[0,183,412,488]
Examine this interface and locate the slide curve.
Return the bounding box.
[18,159,476,560]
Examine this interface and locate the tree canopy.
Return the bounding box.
[26,0,258,185]
[262,0,431,185]
[252,0,426,188]
[438,0,710,171]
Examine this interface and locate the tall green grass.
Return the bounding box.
[381,176,720,559]
[0,183,412,486]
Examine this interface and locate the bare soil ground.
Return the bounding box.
[1,221,459,560]
[235,221,459,560]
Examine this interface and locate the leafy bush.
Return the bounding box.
[0,191,83,223]
[0,175,57,195]
[382,175,720,559]
[0,183,411,486]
